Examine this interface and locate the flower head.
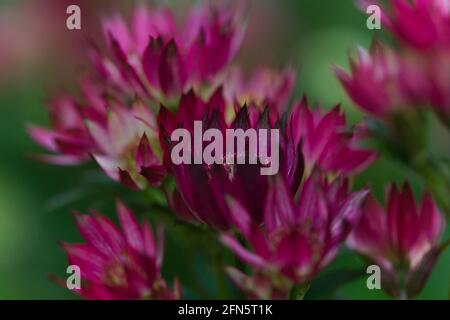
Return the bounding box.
[221,176,368,299]
[95,3,245,100]
[158,89,303,230]
[359,0,450,51]
[28,80,102,165]
[87,98,165,190]
[30,75,165,189]
[289,96,377,175]
[346,1,450,125]
[61,200,181,300]
[347,182,447,298]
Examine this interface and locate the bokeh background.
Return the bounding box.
[0,0,448,299]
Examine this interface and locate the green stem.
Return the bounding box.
[289,282,311,300]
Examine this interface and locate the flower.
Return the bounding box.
[335,42,424,119]
[87,97,165,190]
[158,88,375,230]
[221,175,369,299]
[94,3,245,101]
[289,96,377,175]
[28,77,109,165]
[358,0,450,51]
[61,200,181,300]
[345,1,450,125]
[336,44,401,118]
[347,182,447,299]
[28,92,95,165]
[29,75,165,189]
[158,88,304,230]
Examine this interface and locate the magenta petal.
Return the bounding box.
[155,224,165,270]
[226,197,251,237]
[116,200,144,254]
[397,183,420,255]
[347,195,388,259]
[30,154,88,165]
[62,243,107,282]
[331,188,369,244]
[420,192,445,243]
[74,213,123,258]
[142,221,156,261]
[264,177,295,233]
[387,185,401,251]
[220,234,269,269]
[143,37,164,90]
[275,231,313,278]
[158,40,186,96]
[27,126,58,152]
[136,134,158,168]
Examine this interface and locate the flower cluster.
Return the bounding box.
[347,183,446,299]
[30,1,448,300]
[221,176,369,299]
[62,201,180,299]
[337,0,450,126]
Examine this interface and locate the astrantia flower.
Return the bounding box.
[347,182,447,299]
[28,92,96,165]
[359,0,450,51]
[61,200,181,300]
[335,40,450,157]
[94,3,245,101]
[158,89,303,230]
[30,75,165,189]
[346,1,450,125]
[335,42,429,119]
[336,44,401,118]
[221,176,368,299]
[87,98,165,190]
[289,97,377,175]
[158,88,375,230]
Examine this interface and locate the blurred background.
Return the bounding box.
[0,0,448,299]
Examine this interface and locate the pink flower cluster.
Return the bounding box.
[62,201,180,299]
[337,0,450,126]
[29,2,448,300]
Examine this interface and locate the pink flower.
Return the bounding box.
[221,176,368,299]
[28,97,92,165]
[61,200,181,300]
[336,43,420,118]
[158,89,303,230]
[359,0,450,51]
[94,3,245,100]
[87,98,165,190]
[157,88,375,230]
[30,75,165,189]
[289,96,377,175]
[347,1,450,125]
[347,182,447,298]
[28,78,105,165]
